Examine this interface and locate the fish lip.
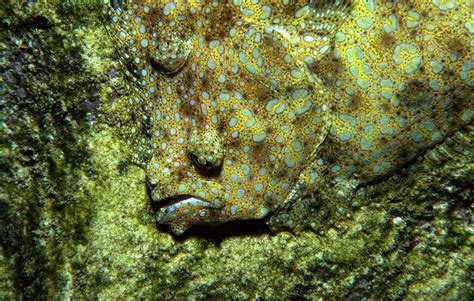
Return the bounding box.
[156,194,214,210]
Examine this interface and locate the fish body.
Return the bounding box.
[105,0,473,234]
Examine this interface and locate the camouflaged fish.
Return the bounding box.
[104,0,473,235]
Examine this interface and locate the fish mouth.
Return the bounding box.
[156,194,214,211]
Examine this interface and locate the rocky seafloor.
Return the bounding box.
[1,1,472,299]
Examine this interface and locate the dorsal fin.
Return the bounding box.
[101,0,144,86]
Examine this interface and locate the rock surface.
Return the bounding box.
[1,1,472,299]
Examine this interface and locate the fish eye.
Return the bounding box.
[150,33,193,75]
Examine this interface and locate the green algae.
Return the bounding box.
[1,1,473,299]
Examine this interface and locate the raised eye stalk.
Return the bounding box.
[187,130,224,170]
[151,31,193,74]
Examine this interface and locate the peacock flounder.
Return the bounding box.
[105,0,473,235]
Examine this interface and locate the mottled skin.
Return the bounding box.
[105,0,473,234]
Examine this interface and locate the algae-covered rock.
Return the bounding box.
[1,1,472,299]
